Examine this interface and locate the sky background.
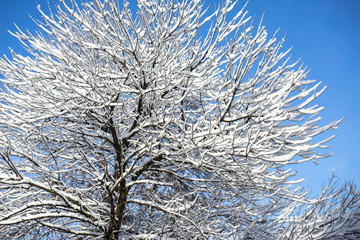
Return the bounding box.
[0,0,359,195]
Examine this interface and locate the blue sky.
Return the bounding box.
[1,0,359,194]
[244,0,360,193]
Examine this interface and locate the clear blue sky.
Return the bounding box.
[244,0,360,193]
[1,0,359,194]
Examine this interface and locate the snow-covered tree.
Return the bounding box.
[0,0,359,239]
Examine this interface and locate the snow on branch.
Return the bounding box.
[0,0,358,239]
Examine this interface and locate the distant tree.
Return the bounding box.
[0,0,359,239]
